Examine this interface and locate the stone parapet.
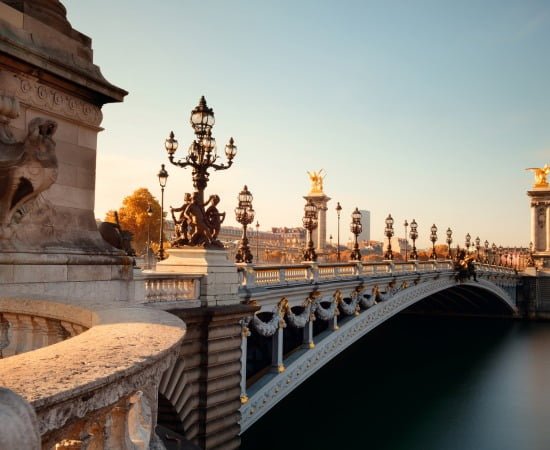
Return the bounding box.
[0,297,186,448]
[157,248,241,307]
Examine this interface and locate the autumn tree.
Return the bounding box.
[104,188,163,255]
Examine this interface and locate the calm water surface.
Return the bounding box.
[241,315,550,450]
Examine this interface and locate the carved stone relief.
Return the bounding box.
[0,94,58,241]
[0,73,103,128]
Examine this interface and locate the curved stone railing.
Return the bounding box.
[0,297,186,449]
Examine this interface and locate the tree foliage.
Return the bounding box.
[104,188,163,255]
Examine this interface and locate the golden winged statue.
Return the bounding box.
[526,164,549,188]
[307,169,325,194]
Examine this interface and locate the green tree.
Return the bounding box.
[104,188,163,256]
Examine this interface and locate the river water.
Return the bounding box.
[241,315,550,450]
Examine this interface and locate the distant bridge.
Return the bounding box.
[235,260,519,432]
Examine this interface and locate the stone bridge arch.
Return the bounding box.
[240,273,519,433]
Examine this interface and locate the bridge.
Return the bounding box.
[233,260,519,432]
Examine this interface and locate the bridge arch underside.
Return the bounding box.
[240,277,518,433]
[405,283,516,317]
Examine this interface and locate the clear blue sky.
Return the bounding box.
[63,0,549,248]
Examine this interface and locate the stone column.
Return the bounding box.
[303,194,331,254]
[546,204,550,251]
[531,204,537,249]
[271,326,285,373]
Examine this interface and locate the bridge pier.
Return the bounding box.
[161,303,257,450]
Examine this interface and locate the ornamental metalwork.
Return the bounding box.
[165,96,236,249]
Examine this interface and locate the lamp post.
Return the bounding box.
[303,199,318,262]
[164,96,237,249]
[157,164,168,260]
[446,227,453,259]
[384,214,394,260]
[484,240,489,264]
[350,208,362,261]
[498,245,504,266]
[255,221,260,263]
[235,186,255,263]
[146,203,153,268]
[404,220,409,262]
[429,224,438,260]
[465,233,471,254]
[491,242,497,265]
[336,202,342,262]
[409,219,418,260]
[475,236,481,261]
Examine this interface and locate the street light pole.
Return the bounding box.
[336,202,342,262]
[404,219,409,262]
[409,219,418,260]
[157,164,168,260]
[384,214,394,260]
[164,96,237,249]
[255,221,260,263]
[430,224,438,260]
[303,200,319,262]
[446,227,453,260]
[235,185,255,263]
[350,208,362,261]
[146,203,153,268]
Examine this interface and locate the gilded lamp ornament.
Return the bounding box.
[165,96,236,249]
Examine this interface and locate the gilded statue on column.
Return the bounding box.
[526,164,549,188]
[307,169,325,194]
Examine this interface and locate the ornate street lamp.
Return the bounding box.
[484,240,489,264]
[336,202,342,262]
[404,220,409,262]
[491,242,497,265]
[164,96,237,249]
[303,199,318,262]
[409,219,418,260]
[429,224,438,260]
[157,164,168,260]
[146,203,153,268]
[498,245,504,266]
[255,221,260,263]
[235,186,255,263]
[465,233,471,253]
[475,236,481,261]
[446,227,453,259]
[384,214,394,260]
[350,208,362,261]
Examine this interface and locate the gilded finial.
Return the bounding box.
[307,169,325,194]
[526,164,549,188]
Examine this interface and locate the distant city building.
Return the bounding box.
[358,210,370,242]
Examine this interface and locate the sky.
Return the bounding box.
[62,0,549,249]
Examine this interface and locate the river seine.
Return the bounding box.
[241,315,550,450]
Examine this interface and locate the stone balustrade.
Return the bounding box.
[0,297,186,449]
[140,274,201,305]
[238,259,460,289]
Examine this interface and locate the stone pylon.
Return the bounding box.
[527,176,550,270]
[304,170,330,254]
